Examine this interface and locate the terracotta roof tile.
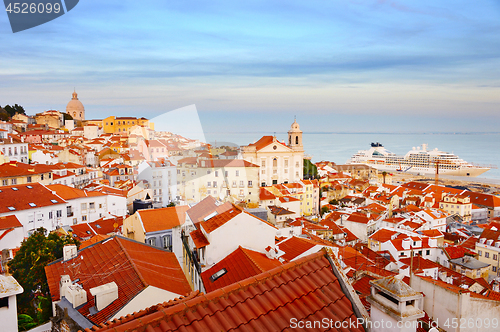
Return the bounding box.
[0,183,66,213]
[200,205,243,233]
[189,229,210,248]
[0,215,22,230]
[277,236,322,261]
[90,251,366,332]
[201,246,282,293]
[137,206,189,233]
[45,236,191,327]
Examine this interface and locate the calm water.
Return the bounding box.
[204,132,500,181]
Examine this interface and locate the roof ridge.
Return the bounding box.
[115,237,149,288]
[154,252,330,325]
[239,246,267,273]
[165,263,338,332]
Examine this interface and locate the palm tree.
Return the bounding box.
[382,171,387,184]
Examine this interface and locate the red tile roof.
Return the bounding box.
[45,236,191,327]
[0,183,66,213]
[91,251,366,332]
[47,184,106,200]
[200,204,243,233]
[79,234,110,249]
[201,246,282,293]
[137,205,189,233]
[259,187,276,200]
[0,215,22,230]
[247,135,288,151]
[347,212,370,224]
[443,245,476,260]
[189,229,210,248]
[276,236,322,261]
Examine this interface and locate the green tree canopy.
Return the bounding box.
[3,104,26,117]
[8,228,79,325]
[303,159,318,179]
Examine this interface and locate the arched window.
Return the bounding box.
[289,136,291,145]
[295,136,299,145]
[273,158,278,167]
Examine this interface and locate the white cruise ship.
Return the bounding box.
[348,143,491,177]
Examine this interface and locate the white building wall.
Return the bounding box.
[203,213,276,267]
[0,295,19,332]
[0,204,67,239]
[0,227,24,251]
[111,286,181,320]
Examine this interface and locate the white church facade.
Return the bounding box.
[241,120,304,186]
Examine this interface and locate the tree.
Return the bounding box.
[8,228,79,326]
[167,201,176,207]
[320,206,330,216]
[303,159,318,179]
[3,104,26,117]
[382,171,387,184]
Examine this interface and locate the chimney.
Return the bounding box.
[402,238,411,250]
[63,244,77,261]
[90,282,119,311]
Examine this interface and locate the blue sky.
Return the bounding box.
[1,0,500,133]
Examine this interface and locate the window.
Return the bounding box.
[493,266,498,272]
[2,180,7,186]
[0,297,8,308]
[207,182,211,187]
[213,181,217,188]
[56,210,62,218]
[478,250,482,256]
[81,203,87,210]
[49,211,53,219]
[163,235,172,251]
[89,202,95,210]
[82,215,87,221]
[236,170,239,177]
[284,160,289,168]
[232,181,237,188]
[426,250,430,256]
[485,252,490,258]
[225,171,228,177]
[215,171,218,177]
[261,160,265,167]
[248,181,253,187]
[11,178,17,185]
[494,254,498,261]
[148,238,156,246]
[27,176,32,183]
[273,158,277,167]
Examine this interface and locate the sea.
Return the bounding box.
[203,132,500,184]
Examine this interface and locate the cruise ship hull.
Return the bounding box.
[348,162,490,177]
[347,143,491,177]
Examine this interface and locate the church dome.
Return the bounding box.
[66,91,85,120]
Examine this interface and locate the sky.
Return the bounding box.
[1,0,500,133]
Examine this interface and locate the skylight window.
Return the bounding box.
[8,207,15,211]
[29,203,36,207]
[12,187,18,191]
[210,268,227,282]
[26,185,33,189]
[51,200,58,204]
